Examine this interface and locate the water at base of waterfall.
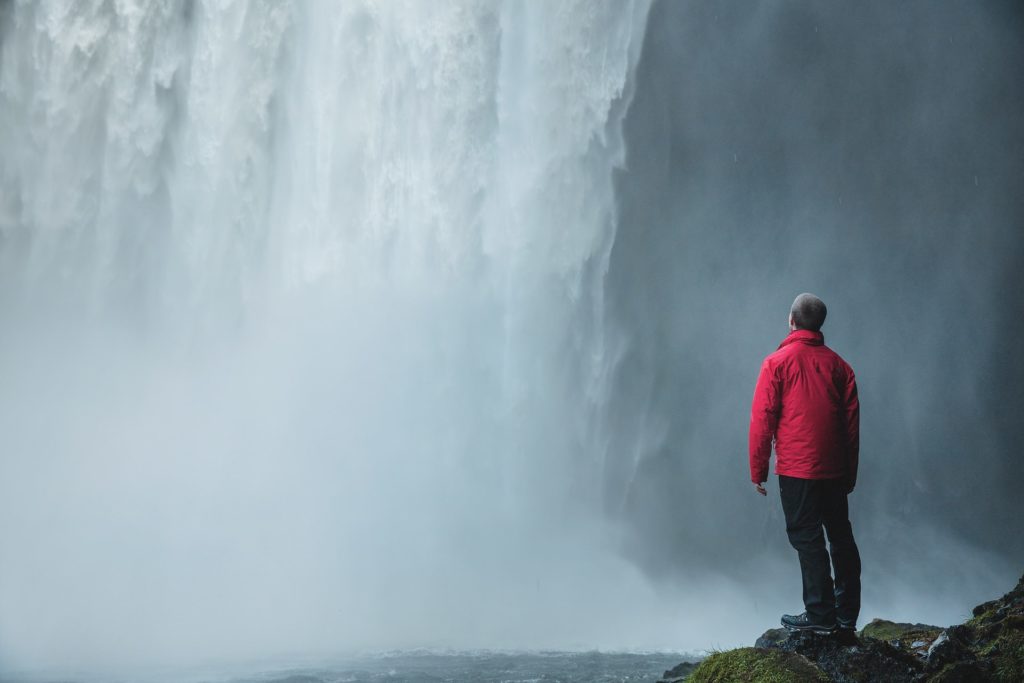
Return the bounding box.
[216,651,689,683]
[8,651,693,683]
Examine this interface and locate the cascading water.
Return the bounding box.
[0,0,741,674]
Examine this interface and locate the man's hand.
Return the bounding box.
[754,482,767,496]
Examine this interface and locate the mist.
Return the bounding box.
[1,0,1022,680]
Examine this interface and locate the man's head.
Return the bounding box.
[789,293,827,332]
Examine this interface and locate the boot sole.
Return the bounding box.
[782,623,837,635]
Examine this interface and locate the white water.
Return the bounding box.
[0,1,761,676]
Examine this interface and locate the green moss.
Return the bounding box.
[687,647,829,682]
[993,629,1024,682]
[966,607,998,630]
[926,661,982,682]
[859,619,941,649]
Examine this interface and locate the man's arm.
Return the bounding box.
[749,359,781,487]
[841,366,860,493]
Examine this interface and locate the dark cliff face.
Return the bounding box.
[606,0,1024,581]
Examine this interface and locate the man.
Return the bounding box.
[749,293,861,635]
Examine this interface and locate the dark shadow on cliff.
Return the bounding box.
[605,0,1024,591]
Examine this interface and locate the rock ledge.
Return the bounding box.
[657,572,1024,682]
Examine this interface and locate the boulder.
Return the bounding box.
[657,659,699,682]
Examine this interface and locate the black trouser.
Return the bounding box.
[778,474,861,626]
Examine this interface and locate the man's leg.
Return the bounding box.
[779,474,836,626]
[822,478,862,627]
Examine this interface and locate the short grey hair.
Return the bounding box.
[790,293,827,331]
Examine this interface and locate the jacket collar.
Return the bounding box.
[778,329,824,349]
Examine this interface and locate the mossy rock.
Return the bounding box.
[675,572,1024,683]
[926,660,988,682]
[967,605,1002,633]
[990,627,1024,682]
[755,628,792,649]
[659,659,700,682]
[687,647,829,682]
[860,618,942,653]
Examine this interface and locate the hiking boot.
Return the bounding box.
[836,617,856,632]
[781,612,836,634]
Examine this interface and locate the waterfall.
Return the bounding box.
[0,0,697,671]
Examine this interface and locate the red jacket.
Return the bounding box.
[749,329,859,485]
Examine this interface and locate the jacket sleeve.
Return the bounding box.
[841,366,860,489]
[749,359,781,483]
